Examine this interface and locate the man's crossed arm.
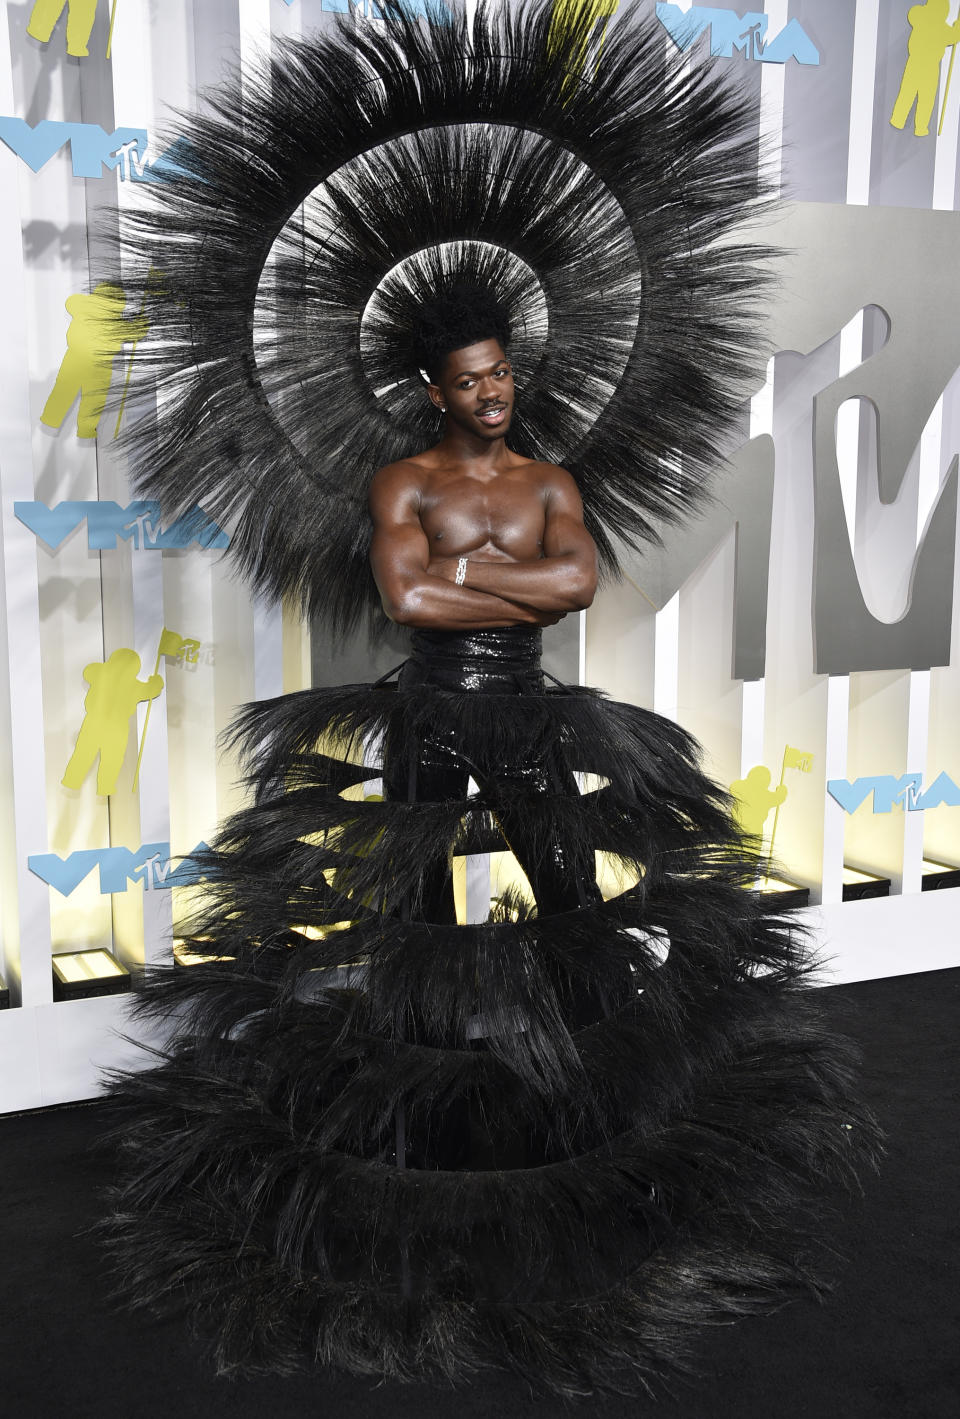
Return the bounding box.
[368,464,598,630]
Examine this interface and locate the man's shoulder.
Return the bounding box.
[520,459,580,494]
[370,455,432,491]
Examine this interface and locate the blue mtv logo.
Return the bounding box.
[656,5,820,65]
[29,842,211,896]
[0,117,194,182]
[15,501,229,551]
[827,773,960,814]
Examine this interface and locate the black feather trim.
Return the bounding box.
[102,678,881,1392]
[103,1,775,636]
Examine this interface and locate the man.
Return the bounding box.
[368,310,600,925]
[369,333,597,630]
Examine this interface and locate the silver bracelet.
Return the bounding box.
[454,556,468,586]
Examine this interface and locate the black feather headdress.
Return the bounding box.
[110,1,773,633]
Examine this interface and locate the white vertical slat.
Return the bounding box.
[902,391,945,893]
[254,597,285,701]
[902,670,930,894]
[577,607,586,687]
[131,557,172,967]
[845,0,880,208]
[822,4,879,902]
[0,3,53,1006]
[163,554,218,858]
[741,356,775,777]
[109,0,155,124]
[465,776,490,926]
[933,3,960,211]
[242,0,282,707]
[759,0,787,197]
[239,0,274,78]
[110,0,172,968]
[653,592,680,720]
[650,0,692,725]
[160,0,223,886]
[749,356,775,443]
[740,678,766,779]
[821,675,849,906]
[828,312,863,897]
[835,311,864,541]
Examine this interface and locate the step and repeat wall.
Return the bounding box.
[1,0,959,1110]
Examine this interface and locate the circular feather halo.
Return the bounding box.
[109,1,775,636]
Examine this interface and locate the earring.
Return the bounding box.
[440,405,446,412]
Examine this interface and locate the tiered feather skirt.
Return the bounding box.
[104,628,878,1393]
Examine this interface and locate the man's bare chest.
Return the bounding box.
[418,475,546,556]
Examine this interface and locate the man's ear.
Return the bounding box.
[426,382,445,413]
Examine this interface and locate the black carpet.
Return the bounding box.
[1,968,958,1419]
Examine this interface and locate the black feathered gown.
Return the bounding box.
[104,625,878,1393]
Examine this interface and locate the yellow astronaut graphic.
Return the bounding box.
[729,765,788,845]
[62,649,163,797]
[40,283,147,441]
[27,0,98,59]
[890,0,960,137]
[730,746,814,864]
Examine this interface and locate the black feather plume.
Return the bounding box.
[101,677,881,1393]
[107,1,774,635]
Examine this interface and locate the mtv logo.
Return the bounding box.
[655,5,820,65]
[29,842,211,896]
[112,136,196,185]
[0,117,196,182]
[15,501,230,551]
[826,773,960,815]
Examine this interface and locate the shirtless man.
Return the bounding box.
[368,328,600,925]
[368,335,598,632]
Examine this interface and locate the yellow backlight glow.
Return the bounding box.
[52,949,126,984]
[172,940,235,967]
[922,857,957,875]
[754,874,802,894]
[841,865,884,886]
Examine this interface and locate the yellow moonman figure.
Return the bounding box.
[26,0,98,59]
[40,283,147,440]
[62,649,163,797]
[729,765,788,847]
[890,0,960,137]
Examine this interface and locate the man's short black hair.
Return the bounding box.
[412,282,511,384]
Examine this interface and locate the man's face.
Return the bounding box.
[429,338,515,440]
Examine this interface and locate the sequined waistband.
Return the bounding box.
[402,627,544,692]
[409,626,543,667]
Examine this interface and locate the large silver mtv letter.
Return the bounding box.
[783,203,960,674]
[631,435,774,682]
[645,204,960,680]
[812,396,957,674]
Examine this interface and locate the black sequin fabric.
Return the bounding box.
[386,626,596,922]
